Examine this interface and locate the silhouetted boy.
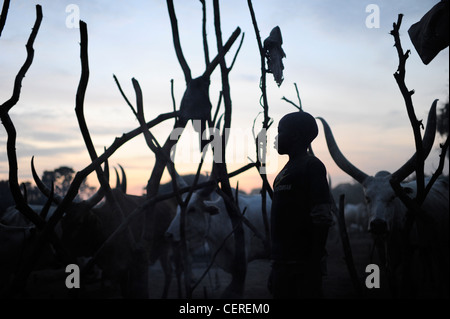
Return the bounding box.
[269,111,333,298]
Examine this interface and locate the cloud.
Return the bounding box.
[1,0,448,194]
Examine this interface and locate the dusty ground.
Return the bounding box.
[147,228,392,299]
[15,228,393,299]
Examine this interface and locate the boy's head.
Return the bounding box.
[275,111,318,155]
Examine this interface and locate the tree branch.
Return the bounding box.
[199,0,210,68]
[0,0,10,37]
[113,74,138,117]
[0,5,42,117]
[390,14,425,198]
[167,0,192,84]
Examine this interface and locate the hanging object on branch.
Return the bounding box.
[263,26,286,87]
[408,0,449,65]
[179,75,213,151]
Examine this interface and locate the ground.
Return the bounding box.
[15,229,394,299]
[147,228,392,299]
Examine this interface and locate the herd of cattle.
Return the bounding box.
[1,105,448,299]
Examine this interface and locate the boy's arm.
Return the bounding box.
[308,159,334,263]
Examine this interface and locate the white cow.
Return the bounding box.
[165,186,271,296]
[318,102,449,297]
[344,203,368,232]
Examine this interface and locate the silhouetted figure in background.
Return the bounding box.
[269,112,333,299]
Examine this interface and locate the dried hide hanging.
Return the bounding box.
[263,26,286,87]
[179,76,213,151]
[408,0,449,65]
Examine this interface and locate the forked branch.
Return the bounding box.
[390,14,425,199]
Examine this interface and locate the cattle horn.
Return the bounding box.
[391,100,438,182]
[114,164,127,193]
[31,156,64,205]
[317,117,369,184]
[84,159,109,208]
[118,164,127,193]
[31,156,106,208]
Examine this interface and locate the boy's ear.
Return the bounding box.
[291,132,302,143]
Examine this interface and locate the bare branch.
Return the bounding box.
[211,91,223,126]
[199,0,210,68]
[424,135,449,198]
[228,32,245,71]
[170,79,177,115]
[132,78,161,154]
[74,22,133,251]
[167,0,192,84]
[203,27,241,79]
[113,74,138,117]
[294,82,303,111]
[281,96,300,110]
[390,13,425,199]
[0,4,42,117]
[1,5,44,227]
[0,0,10,37]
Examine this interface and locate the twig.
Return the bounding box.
[203,27,241,79]
[113,74,138,117]
[199,0,210,68]
[132,78,161,154]
[211,91,223,126]
[0,0,10,37]
[170,79,177,116]
[281,96,300,110]
[294,82,303,111]
[167,0,192,84]
[228,32,245,71]
[0,5,42,117]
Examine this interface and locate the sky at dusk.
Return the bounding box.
[1,0,448,195]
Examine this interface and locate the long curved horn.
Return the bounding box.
[391,100,438,182]
[84,158,109,208]
[114,167,120,189]
[118,164,127,193]
[31,156,64,205]
[317,117,369,184]
[31,156,106,208]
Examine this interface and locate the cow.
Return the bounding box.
[317,103,449,297]
[27,167,184,298]
[165,183,271,297]
[0,222,35,297]
[0,206,64,298]
[344,203,368,232]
